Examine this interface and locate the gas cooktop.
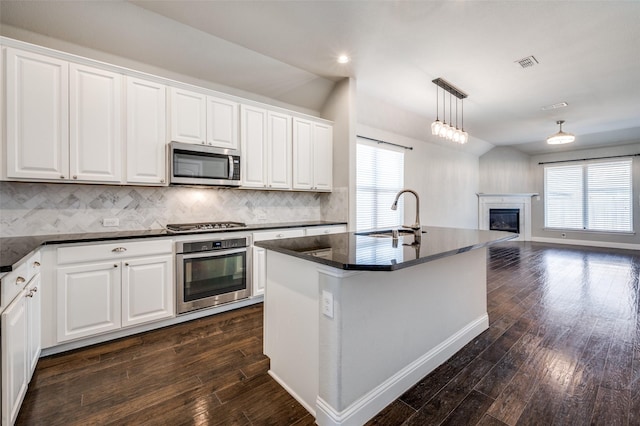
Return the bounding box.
[165,221,247,233]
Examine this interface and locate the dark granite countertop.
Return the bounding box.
[0,221,346,273]
[254,226,517,271]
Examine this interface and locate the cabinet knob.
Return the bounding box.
[276,234,284,238]
[201,142,206,145]
[31,287,38,292]
[33,261,41,267]
[16,276,26,284]
[114,264,118,268]
[112,247,127,253]
[73,175,77,179]
[60,175,65,179]
[125,262,129,266]
[26,290,35,298]
[160,179,165,183]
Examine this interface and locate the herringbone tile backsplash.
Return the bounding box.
[0,182,348,237]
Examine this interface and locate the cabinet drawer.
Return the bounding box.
[57,239,173,265]
[1,262,28,311]
[253,228,305,242]
[305,225,346,236]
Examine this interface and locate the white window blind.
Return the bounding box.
[544,159,632,232]
[356,141,404,231]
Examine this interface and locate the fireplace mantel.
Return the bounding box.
[477,193,538,241]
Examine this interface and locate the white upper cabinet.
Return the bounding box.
[267,111,292,189]
[312,122,333,191]
[207,97,239,150]
[69,64,122,183]
[293,118,332,191]
[170,87,239,150]
[5,48,69,180]
[240,106,292,190]
[125,77,167,185]
[240,105,268,188]
[169,87,206,145]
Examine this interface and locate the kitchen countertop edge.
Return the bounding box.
[255,228,517,271]
[0,221,348,273]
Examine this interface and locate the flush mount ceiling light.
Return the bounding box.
[337,55,350,64]
[546,120,575,145]
[430,78,468,144]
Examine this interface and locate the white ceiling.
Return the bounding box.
[2,1,640,155]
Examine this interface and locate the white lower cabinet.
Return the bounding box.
[1,252,41,426]
[56,261,122,342]
[55,240,174,343]
[121,255,173,328]
[1,288,28,426]
[251,225,345,296]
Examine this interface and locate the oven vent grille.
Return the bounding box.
[515,55,539,69]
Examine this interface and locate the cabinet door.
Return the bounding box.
[122,255,174,328]
[206,97,239,149]
[292,117,314,190]
[26,275,41,379]
[125,77,167,185]
[267,111,292,189]
[56,262,121,342]
[252,246,266,296]
[240,105,268,188]
[5,48,69,180]
[69,63,122,182]
[170,87,206,145]
[312,123,333,191]
[1,289,28,426]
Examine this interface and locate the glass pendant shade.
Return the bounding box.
[445,126,454,140]
[452,129,461,143]
[459,131,468,144]
[431,119,442,136]
[546,120,575,145]
[439,123,449,138]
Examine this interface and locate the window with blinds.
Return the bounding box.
[356,141,404,231]
[544,159,632,232]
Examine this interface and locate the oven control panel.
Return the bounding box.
[179,237,249,254]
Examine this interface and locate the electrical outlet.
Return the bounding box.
[103,218,119,227]
[322,290,334,318]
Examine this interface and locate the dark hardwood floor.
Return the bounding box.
[16,241,640,425]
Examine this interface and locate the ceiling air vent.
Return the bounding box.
[515,55,538,69]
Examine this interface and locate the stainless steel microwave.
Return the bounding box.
[169,142,241,187]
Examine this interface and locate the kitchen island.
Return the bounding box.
[255,226,515,426]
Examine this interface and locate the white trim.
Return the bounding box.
[269,370,317,416]
[532,237,640,251]
[314,314,489,426]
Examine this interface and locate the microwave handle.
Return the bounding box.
[228,156,234,178]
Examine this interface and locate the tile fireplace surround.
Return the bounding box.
[477,193,537,241]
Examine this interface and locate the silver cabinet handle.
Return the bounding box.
[16,276,26,284]
[26,291,34,298]
[33,261,41,267]
[31,287,38,293]
[112,247,127,253]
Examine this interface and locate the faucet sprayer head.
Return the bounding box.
[391,201,398,211]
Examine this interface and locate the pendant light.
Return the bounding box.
[430,78,469,144]
[546,120,575,145]
[431,84,442,135]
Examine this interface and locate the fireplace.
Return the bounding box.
[477,193,537,241]
[489,208,520,233]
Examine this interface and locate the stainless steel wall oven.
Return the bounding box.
[175,236,251,314]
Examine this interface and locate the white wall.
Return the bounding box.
[479,147,535,194]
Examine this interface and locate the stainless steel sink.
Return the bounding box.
[356,229,426,238]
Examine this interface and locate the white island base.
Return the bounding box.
[263,247,489,426]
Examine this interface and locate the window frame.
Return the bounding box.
[543,158,633,234]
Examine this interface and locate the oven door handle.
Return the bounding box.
[177,247,248,260]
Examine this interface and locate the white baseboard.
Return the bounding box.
[314,314,489,426]
[532,237,640,251]
[268,370,316,416]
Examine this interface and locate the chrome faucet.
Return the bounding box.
[391,189,422,241]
